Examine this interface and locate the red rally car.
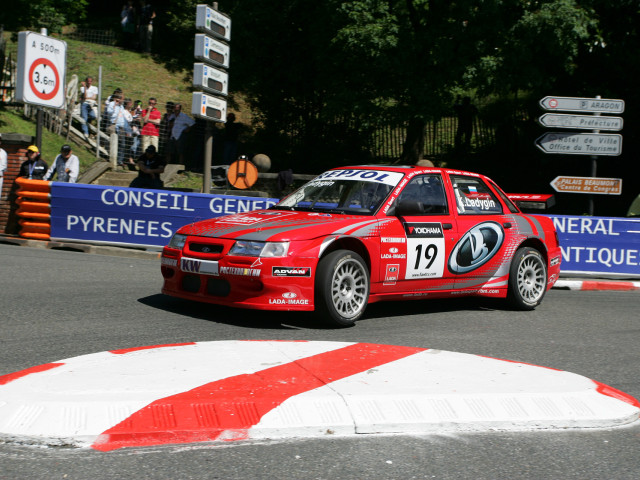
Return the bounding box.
[161,166,561,327]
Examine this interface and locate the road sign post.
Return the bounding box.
[537,95,625,215]
[550,176,622,195]
[535,133,622,156]
[538,113,623,131]
[192,4,231,193]
[539,96,624,113]
[16,31,67,109]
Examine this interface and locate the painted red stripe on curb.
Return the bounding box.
[92,343,426,451]
[581,281,639,291]
[594,380,640,408]
[0,363,64,385]
[110,343,197,354]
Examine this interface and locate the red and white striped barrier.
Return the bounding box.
[554,279,640,291]
[0,341,638,451]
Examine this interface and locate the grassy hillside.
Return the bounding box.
[1,31,195,179]
[2,31,194,110]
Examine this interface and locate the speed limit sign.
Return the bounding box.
[16,31,67,109]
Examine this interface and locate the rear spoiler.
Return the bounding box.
[507,193,555,211]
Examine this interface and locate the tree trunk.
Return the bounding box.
[398,117,426,164]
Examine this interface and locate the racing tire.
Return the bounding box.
[507,247,548,310]
[315,250,370,327]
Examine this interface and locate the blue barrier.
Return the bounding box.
[48,183,640,278]
[548,215,640,278]
[50,183,278,248]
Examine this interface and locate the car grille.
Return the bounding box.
[189,242,224,254]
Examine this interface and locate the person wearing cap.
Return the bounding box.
[129,144,166,189]
[19,145,48,180]
[0,134,7,198]
[44,145,80,183]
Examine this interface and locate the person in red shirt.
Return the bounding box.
[140,97,162,152]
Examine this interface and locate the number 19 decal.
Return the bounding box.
[404,222,445,279]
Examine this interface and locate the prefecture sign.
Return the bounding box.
[16,31,67,108]
[538,113,623,131]
[535,132,622,156]
[539,96,624,114]
[550,176,622,195]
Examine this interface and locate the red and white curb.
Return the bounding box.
[0,341,638,451]
[554,279,640,291]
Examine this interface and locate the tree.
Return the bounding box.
[0,0,87,33]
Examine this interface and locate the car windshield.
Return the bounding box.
[274,169,404,215]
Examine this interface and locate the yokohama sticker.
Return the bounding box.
[272,267,311,277]
[405,223,446,279]
[448,222,504,274]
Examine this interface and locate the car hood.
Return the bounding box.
[178,210,384,242]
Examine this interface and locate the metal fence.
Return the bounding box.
[1,36,527,169]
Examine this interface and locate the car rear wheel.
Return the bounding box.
[315,250,369,327]
[508,247,547,310]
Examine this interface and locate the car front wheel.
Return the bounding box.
[508,247,548,310]
[315,250,370,327]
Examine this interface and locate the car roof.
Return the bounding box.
[334,164,485,178]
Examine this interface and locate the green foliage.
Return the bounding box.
[0,0,88,33]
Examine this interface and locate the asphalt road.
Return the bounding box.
[1,243,639,479]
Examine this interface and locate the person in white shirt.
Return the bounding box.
[43,144,79,183]
[80,76,99,139]
[0,133,7,198]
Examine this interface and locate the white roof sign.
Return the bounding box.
[535,132,622,156]
[539,96,624,113]
[538,113,623,131]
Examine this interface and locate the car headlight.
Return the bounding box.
[168,233,187,250]
[230,240,289,257]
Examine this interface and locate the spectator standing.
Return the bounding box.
[102,88,123,134]
[223,113,241,164]
[0,134,7,197]
[169,103,195,165]
[19,145,48,180]
[43,145,79,183]
[159,101,175,157]
[140,97,161,152]
[454,96,477,150]
[79,76,99,140]
[139,1,156,53]
[121,2,137,49]
[129,99,143,164]
[129,145,165,189]
[106,95,132,166]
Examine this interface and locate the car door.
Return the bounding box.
[448,174,514,290]
[377,173,459,294]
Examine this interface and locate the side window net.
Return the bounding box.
[452,175,503,215]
